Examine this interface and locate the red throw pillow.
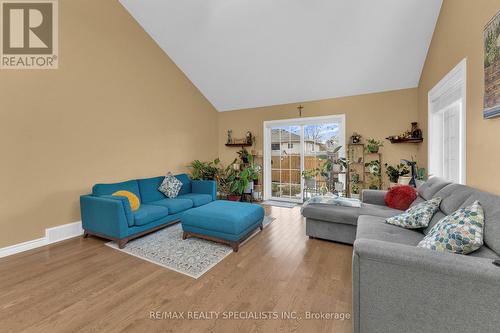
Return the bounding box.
[384,185,417,210]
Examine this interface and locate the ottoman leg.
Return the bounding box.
[182,232,189,240]
[230,242,239,252]
[259,223,264,231]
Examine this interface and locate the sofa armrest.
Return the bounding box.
[352,239,500,333]
[80,195,132,239]
[361,189,387,206]
[192,180,217,201]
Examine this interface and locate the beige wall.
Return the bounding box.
[218,88,420,187]
[417,0,500,194]
[0,0,218,247]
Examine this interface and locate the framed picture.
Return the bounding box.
[484,10,500,118]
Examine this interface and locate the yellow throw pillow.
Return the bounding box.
[112,190,140,211]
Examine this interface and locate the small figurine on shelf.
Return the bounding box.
[411,122,422,139]
[351,132,362,144]
[245,131,253,145]
[227,130,233,144]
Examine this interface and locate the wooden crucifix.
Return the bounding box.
[297,105,304,117]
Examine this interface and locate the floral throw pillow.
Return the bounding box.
[158,172,183,198]
[417,201,484,254]
[385,197,442,229]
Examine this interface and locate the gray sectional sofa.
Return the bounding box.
[302,177,500,333]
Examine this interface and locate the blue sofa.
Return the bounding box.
[80,174,216,248]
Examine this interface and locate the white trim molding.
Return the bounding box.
[0,221,83,258]
[428,58,467,184]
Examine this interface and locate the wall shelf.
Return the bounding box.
[225,143,252,147]
[386,137,424,144]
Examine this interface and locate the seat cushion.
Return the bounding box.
[92,179,140,198]
[356,215,425,246]
[148,198,193,214]
[137,176,166,203]
[301,203,402,226]
[133,204,169,226]
[177,193,213,207]
[182,201,265,235]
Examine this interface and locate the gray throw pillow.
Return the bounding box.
[158,172,182,198]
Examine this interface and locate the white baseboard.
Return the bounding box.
[0,221,83,258]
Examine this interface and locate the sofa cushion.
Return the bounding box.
[433,183,476,215]
[133,204,169,226]
[92,179,140,198]
[462,190,500,256]
[417,177,451,200]
[176,193,212,207]
[356,215,424,246]
[137,176,166,203]
[418,201,484,254]
[148,198,193,214]
[385,197,442,229]
[175,174,192,195]
[301,203,402,226]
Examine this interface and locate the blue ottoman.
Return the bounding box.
[181,200,265,252]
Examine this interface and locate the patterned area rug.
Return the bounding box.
[105,215,275,279]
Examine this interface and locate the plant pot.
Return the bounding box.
[398,176,412,186]
[332,164,342,173]
[227,195,241,201]
[351,193,360,200]
[244,181,254,194]
[334,182,344,191]
[305,179,315,188]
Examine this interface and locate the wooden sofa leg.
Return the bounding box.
[231,242,239,252]
[118,239,128,249]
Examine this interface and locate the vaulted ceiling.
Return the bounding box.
[120,0,442,111]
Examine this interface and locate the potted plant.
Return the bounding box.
[237,148,250,164]
[319,146,348,176]
[302,168,319,188]
[365,160,381,176]
[385,163,410,188]
[351,183,360,199]
[227,168,250,201]
[415,167,427,188]
[189,158,221,180]
[366,138,383,153]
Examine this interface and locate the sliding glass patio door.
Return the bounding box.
[263,115,345,203]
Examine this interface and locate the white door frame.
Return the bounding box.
[263,114,346,202]
[428,58,467,184]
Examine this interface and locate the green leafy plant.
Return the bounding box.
[301,168,319,180]
[366,138,384,153]
[417,167,427,181]
[384,163,410,183]
[365,160,381,177]
[228,168,250,195]
[351,183,360,194]
[237,148,250,163]
[318,145,348,177]
[189,158,221,180]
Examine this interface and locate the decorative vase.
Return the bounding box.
[398,176,412,186]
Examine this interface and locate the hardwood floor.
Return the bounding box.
[0,206,353,333]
